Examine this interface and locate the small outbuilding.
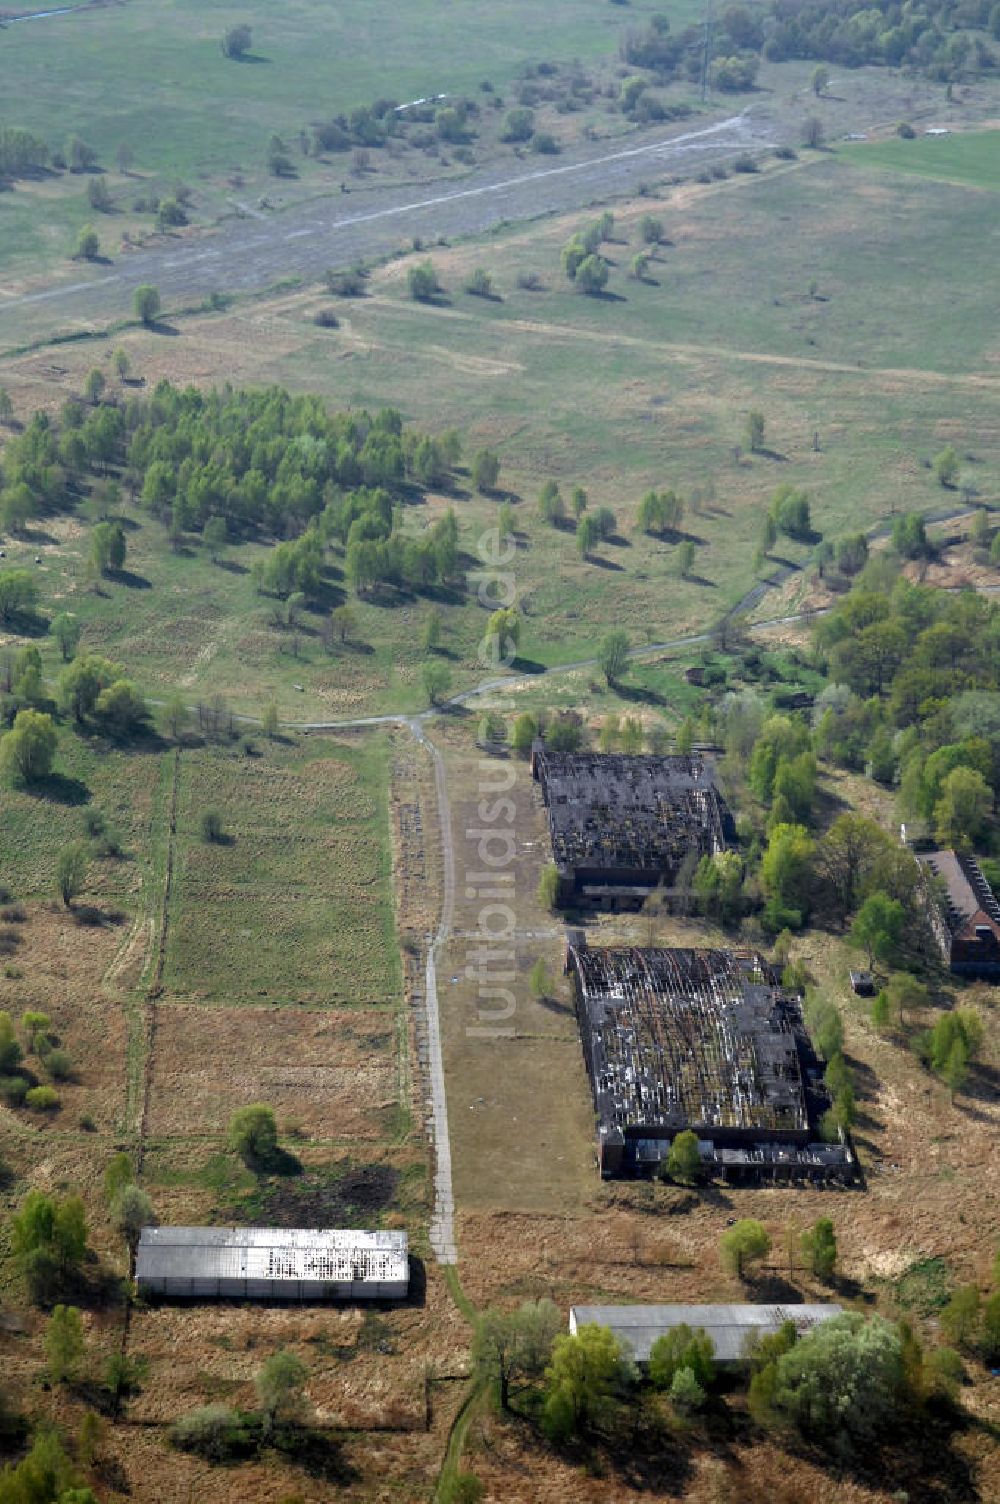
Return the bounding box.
[849,970,875,996]
[568,1302,843,1367]
[136,1226,409,1301]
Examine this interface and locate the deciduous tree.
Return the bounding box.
[666,1129,702,1185]
[542,1324,633,1441]
[50,612,81,662]
[56,841,89,907]
[256,1349,309,1434]
[801,1218,837,1280]
[472,1298,561,1409]
[45,1303,84,1382]
[228,1104,279,1168]
[133,284,161,326]
[720,1219,770,1279]
[599,630,630,686]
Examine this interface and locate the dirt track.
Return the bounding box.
[0,109,773,348]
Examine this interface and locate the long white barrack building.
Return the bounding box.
[136,1226,409,1300]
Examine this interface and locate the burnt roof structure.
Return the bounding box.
[532,747,733,909]
[566,944,849,1180]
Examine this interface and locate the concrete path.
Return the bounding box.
[408,718,458,1265]
[0,110,771,348]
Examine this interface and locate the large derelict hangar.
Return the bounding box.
[136,1226,410,1301]
[532,746,734,910]
[566,942,852,1182]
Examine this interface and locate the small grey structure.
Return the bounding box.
[136,1227,409,1301]
[568,1303,843,1366]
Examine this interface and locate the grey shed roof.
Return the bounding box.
[136,1227,408,1287]
[569,1303,843,1364]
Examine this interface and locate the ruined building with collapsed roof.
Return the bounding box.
[532,746,734,910]
[566,941,853,1183]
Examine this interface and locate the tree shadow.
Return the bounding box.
[106,567,152,590]
[785,1407,976,1504]
[745,1272,803,1304]
[72,904,127,929]
[536,994,574,1016]
[145,320,180,336]
[830,1270,876,1304]
[249,1146,302,1178]
[615,682,666,707]
[683,573,716,588]
[271,1428,357,1485]
[232,51,272,64]
[588,553,625,571]
[19,523,61,545]
[34,773,91,806]
[0,607,49,638]
[509,654,546,675]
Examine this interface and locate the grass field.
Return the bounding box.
[0,717,458,1500]
[840,127,1000,191]
[4,145,999,722]
[2,0,682,173]
[163,733,400,1005]
[0,0,690,284]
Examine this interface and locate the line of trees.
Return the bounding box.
[471,1294,966,1460]
[621,0,997,88]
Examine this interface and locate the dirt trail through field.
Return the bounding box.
[374,294,1000,392]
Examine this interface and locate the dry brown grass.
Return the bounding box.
[146,1003,397,1141]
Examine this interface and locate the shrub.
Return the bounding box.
[0,1075,29,1105]
[228,1103,279,1167]
[501,107,535,143]
[313,308,339,328]
[133,284,161,325]
[221,24,252,59]
[171,1404,254,1462]
[43,1049,73,1082]
[538,864,560,911]
[464,267,494,298]
[670,1365,706,1413]
[25,1085,61,1111]
[720,1219,770,1278]
[771,1313,904,1452]
[732,153,758,173]
[324,267,367,297]
[75,226,100,261]
[407,260,440,301]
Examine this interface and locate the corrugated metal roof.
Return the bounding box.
[136,1227,408,1286]
[569,1303,843,1364]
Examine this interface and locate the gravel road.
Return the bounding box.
[1,108,775,346]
